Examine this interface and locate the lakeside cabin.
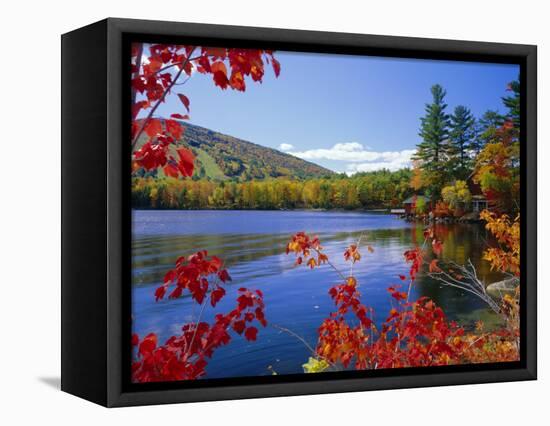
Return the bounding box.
[467,179,489,212]
[398,179,488,217]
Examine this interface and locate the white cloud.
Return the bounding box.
[279,143,295,152]
[287,142,415,173]
[289,142,409,163]
[331,142,368,152]
[345,150,415,174]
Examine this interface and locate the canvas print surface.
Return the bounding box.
[130,43,521,383]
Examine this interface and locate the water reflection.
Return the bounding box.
[132,210,503,379]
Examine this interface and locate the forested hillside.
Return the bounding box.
[134,119,333,181]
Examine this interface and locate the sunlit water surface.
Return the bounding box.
[132,210,503,379]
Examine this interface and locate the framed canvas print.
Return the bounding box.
[61,18,537,407]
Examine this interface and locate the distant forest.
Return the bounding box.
[131,80,519,213]
[131,169,413,210]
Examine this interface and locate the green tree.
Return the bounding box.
[502,79,520,128]
[415,196,427,215]
[449,105,476,179]
[414,84,451,197]
[474,110,504,153]
[357,180,371,208]
[441,180,472,210]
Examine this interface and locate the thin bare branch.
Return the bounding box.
[427,259,502,314]
[271,324,316,356]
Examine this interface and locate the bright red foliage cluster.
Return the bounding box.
[369,295,466,368]
[318,275,374,368]
[132,251,267,383]
[404,247,423,281]
[154,250,231,306]
[130,43,280,179]
[130,44,279,383]
[286,229,519,372]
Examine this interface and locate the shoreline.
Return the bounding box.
[131,207,394,214]
[130,208,483,223]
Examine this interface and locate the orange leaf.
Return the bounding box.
[211,61,229,89]
[429,259,441,273]
[230,71,245,91]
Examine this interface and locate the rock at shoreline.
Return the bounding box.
[458,211,481,223]
[486,277,519,295]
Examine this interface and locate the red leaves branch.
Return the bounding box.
[130,43,280,179]
[286,231,326,268]
[286,230,518,372]
[132,251,267,383]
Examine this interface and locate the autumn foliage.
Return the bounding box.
[132,251,266,382]
[480,210,520,277]
[130,43,280,382]
[131,43,280,180]
[474,121,520,214]
[130,45,521,381]
[286,230,519,373]
[132,223,519,382]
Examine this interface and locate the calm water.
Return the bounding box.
[132,210,503,379]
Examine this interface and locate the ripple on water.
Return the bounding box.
[132,210,504,378]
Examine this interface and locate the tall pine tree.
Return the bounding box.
[449,105,475,179]
[473,109,504,153]
[502,79,520,128]
[414,84,451,196]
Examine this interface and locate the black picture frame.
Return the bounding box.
[61,17,537,407]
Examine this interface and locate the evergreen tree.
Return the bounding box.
[502,79,520,127]
[449,105,475,179]
[414,84,451,196]
[473,109,504,153]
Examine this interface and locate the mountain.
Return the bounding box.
[136,120,334,181]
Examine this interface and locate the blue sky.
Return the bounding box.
[146,50,519,174]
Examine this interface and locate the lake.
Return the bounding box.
[132,210,504,379]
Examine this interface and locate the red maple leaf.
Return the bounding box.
[176,148,195,177]
[210,287,226,307]
[244,327,258,341]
